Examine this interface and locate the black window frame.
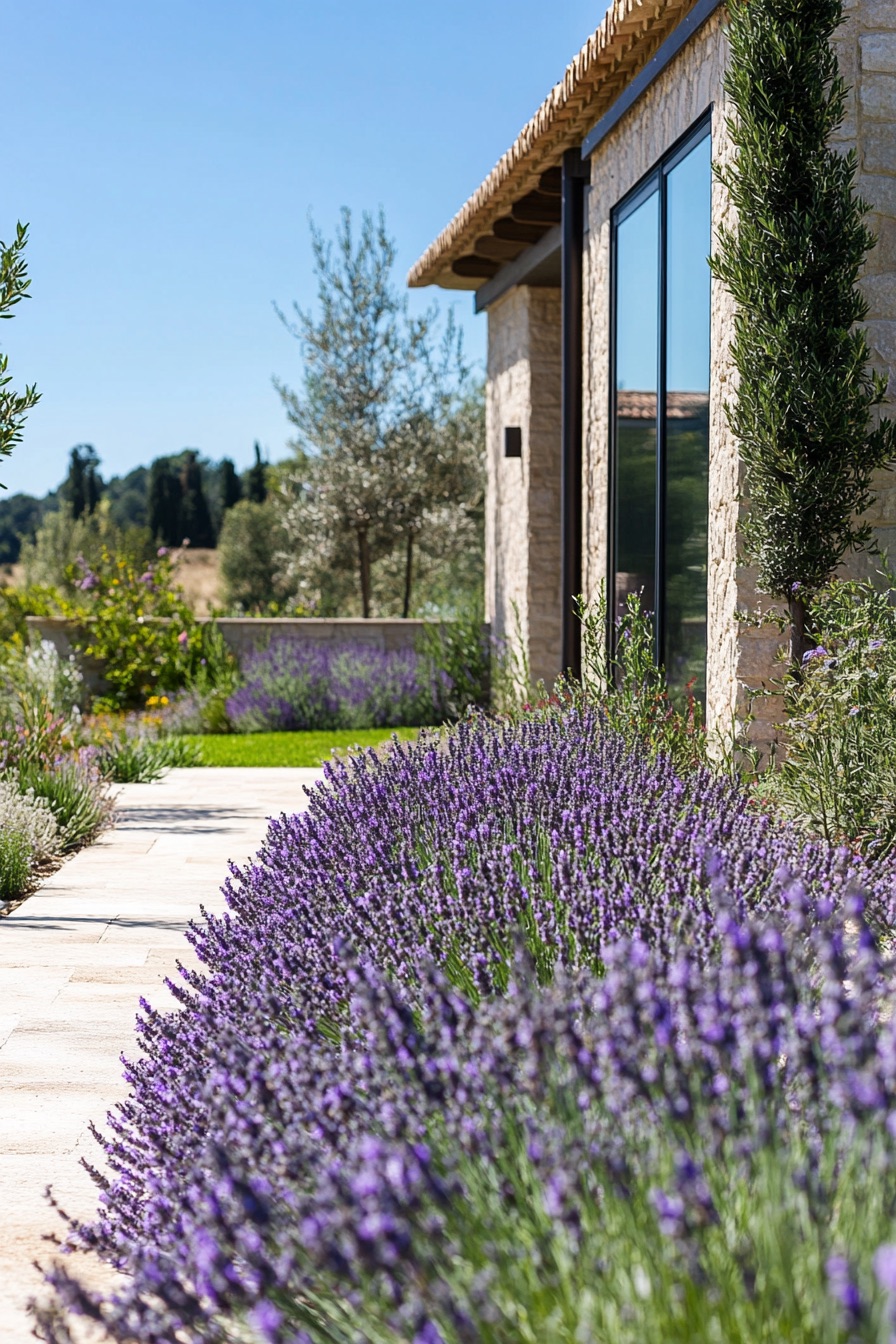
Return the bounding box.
[607,109,712,670]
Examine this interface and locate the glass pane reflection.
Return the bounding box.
[614,188,659,629]
[664,135,710,697]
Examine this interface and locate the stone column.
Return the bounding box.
[850,0,896,564]
[485,286,563,691]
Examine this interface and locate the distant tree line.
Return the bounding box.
[0,442,270,563]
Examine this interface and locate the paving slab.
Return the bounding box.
[0,766,321,1342]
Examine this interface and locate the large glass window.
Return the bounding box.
[611,117,711,696]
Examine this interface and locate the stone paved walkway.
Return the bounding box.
[0,767,321,1342]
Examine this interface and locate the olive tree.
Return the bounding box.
[273,208,480,617]
[0,223,39,477]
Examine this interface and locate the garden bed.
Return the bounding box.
[37,710,896,1343]
[26,615,489,693]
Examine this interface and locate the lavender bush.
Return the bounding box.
[37,713,896,1342]
[225,638,447,732]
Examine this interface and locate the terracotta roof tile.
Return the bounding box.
[617,389,709,419]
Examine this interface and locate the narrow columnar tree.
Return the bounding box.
[0,222,39,477]
[178,449,215,547]
[218,457,242,513]
[245,442,268,505]
[713,0,896,661]
[147,457,182,546]
[64,444,102,519]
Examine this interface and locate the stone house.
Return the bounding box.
[408,0,896,746]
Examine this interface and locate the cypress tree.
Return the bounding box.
[712,0,895,662]
[64,445,102,519]
[178,449,216,547]
[147,457,182,546]
[64,446,86,520]
[245,442,268,504]
[219,457,242,513]
[84,456,102,515]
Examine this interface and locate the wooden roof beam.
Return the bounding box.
[538,166,563,195]
[492,216,550,244]
[451,255,500,279]
[511,191,563,225]
[474,236,527,262]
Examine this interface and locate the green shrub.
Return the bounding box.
[100,735,201,783]
[545,589,708,773]
[0,582,57,647]
[217,498,289,612]
[0,828,32,904]
[154,623,240,735]
[19,504,155,595]
[418,600,492,718]
[55,543,210,708]
[762,577,896,853]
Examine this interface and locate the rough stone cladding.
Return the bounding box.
[581,0,896,755]
[835,0,896,572]
[486,286,563,689]
[583,10,741,743]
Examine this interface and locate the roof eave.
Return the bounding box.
[408,0,703,292]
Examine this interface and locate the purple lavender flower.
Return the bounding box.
[874,1244,896,1295]
[826,1254,864,1326]
[32,712,896,1341]
[225,638,447,731]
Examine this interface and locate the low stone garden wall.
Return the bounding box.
[25,616,482,695]
[210,617,433,661]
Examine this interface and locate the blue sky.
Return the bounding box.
[3,1,607,497]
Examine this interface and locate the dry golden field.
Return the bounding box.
[170,548,222,615]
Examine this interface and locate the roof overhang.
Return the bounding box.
[408,0,711,294]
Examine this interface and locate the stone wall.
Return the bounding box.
[27,616,483,696]
[580,0,896,756]
[582,8,742,744]
[486,286,563,689]
[480,0,896,739]
[837,0,896,572]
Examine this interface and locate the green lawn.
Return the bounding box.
[183,727,423,768]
